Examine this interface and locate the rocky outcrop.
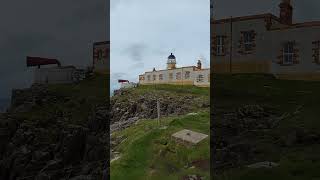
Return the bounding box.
[212,104,320,173]
[0,85,110,180]
[110,89,209,132]
[212,104,282,172]
[0,84,208,179]
[10,84,62,113]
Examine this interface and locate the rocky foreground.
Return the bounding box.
[212,104,320,174]
[0,84,210,180]
[0,84,110,180]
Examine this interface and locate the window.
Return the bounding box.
[159,74,163,80]
[185,71,190,79]
[283,42,294,65]
[139,76,144,81]
[147,75,151,81]
[153,74,156,81]
[169,73,173,80]
[196,74,204,82]
[312,41,320,64]
[98,50,103,60]
[216,36,225,55]
[208,74,210,82]
[176,72,181,80]
[243,31,254,51]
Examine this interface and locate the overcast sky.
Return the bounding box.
[0,0,108,99]
[213,0,320,22]
[110,0,210,91]
[1,0,320,99]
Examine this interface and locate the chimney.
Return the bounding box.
[197,60,202,70]
[279,0,293,25]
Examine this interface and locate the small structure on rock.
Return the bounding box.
[118,79,137,89]
[27,56,86,84]
[172,129,208,145]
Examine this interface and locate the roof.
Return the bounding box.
[93,41,110,46]
[118,79,129,83]
[211,13,281,24]
[168,53,176,59]
[269,21,320,31]
[26,56,61,67]
[211,13,320,30]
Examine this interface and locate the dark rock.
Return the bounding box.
[62,127,88,164]
[212,104,282,173]
[40,159,63,172]
[35,172,51,180]
[84,135,107,162]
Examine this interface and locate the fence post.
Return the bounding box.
[157,100,160,126]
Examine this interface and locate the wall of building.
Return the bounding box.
[193,69,210,87]
[34,67,75,84]
[139,66,210,87]
[212,16,320,81]
[93,42,109,74]
[120,82,137,89]
[270,26,320,76]
[212,18,275,73]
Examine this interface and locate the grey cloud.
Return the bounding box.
[152,49,168,56]
[122,43,148,62]
[213,0,320,22]
[294,1,320,21]
[0,0,109,98]
[130,62,145,70]
[111,72,127,80]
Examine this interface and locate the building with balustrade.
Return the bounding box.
[138,53,210,87]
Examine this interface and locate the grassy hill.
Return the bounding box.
[111,85,210,180]
[213,74,320,180]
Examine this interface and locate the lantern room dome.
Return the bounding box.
[168,53,176,59]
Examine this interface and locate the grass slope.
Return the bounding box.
[111,85,210,180]
[213,74,320,180]
[111,111,210,180]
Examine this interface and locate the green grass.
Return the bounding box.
[111,111,210,180]
[135,84,209,97]
[213,74,320,180]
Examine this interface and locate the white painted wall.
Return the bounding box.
[139,65,210,87]
[212,17,320,74]
[270,26,320,74]
[120,82,137,89]
[34,67,76,84]
[193,69,210,86]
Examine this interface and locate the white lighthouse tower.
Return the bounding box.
[167,53,176,70]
